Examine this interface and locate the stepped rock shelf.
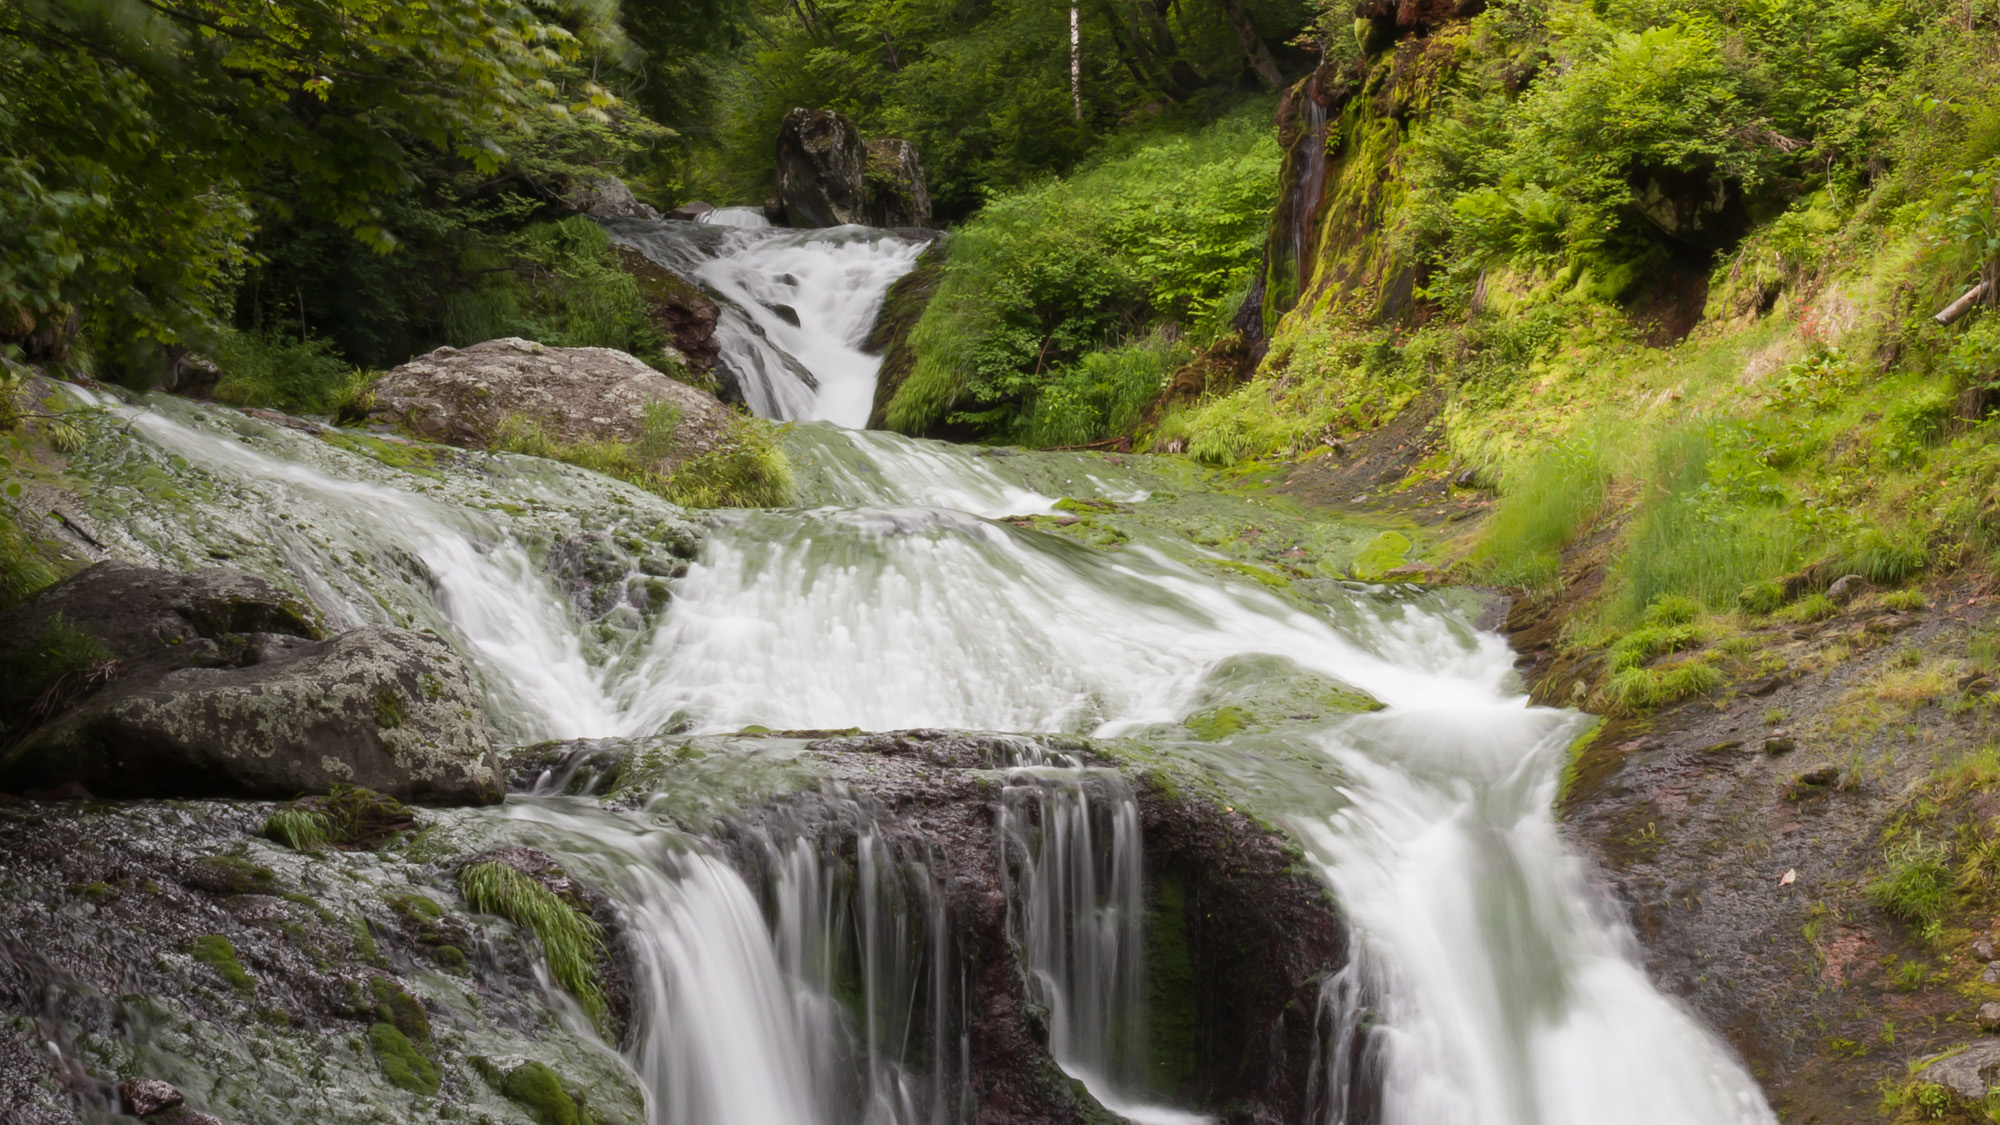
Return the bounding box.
[1,207,1776,1125]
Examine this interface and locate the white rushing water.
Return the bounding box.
[609,219,925,425]
[54,211,1780,1124]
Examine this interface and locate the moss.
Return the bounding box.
[190,855,275,894]
[457,862,607,1025]
[315,429,442,476]
[266,786,414,852]
[1183,705,1254,741]
[190,935,255,995]
[370,976,431,1044]
[1144,871,1199,1096]
[349,915,383,965]
[367,1021,441,1095]
[1557,719,1607,805]
[387,892,444,925]
[431,944,467,970]
[372,690,407,729]
[500,1060,584,1125]
[1351,529,1414,579]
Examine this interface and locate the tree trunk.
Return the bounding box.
[1220,0,1283,89]
[1070,7,1082,120]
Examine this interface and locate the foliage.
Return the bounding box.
[457,861,607,1024]
[0,0,636,373]
[1868,829,1952,939]
[1018,334,1190,449]
[1606,657,1722,713]
[260,809,332,853]
[685,0,1308,217]
[492,405,794,509]
[0,508,59,609]
[1471,441,1608,589]
[210,330,362,414]
[887,103,1280,440]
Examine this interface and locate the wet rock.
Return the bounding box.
[363,338,730,473]
[1826,574,1870,605]
[1919,1041,2000,1099]
[1763,730,1796,755]
[2,565,502,804]
[120,1078,185,1115]
[564,176,660,221]
[776,107,869,228]
[1980,1002,2000,1033]
[862,138,932,228]
[664,201,715,221]
[1782,764,1842,800]
[613,246,723,377]
[1976,937,1997,962]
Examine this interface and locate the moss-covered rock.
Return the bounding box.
[368,1021,440,1095]
[500,1061,584,1125]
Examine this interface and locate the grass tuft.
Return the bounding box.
[457,862,607,1025]
[1472,441,1608,589]
[261,808,332,852]
[1867,830,1951,940]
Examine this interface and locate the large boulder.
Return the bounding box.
[775,109,936,230]
[775,107,869,228]
[0,563,503,804]
[862,138,932,229]
[363,337,734,469]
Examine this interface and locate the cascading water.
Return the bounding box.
[1001,769,1208,1125]
[605,218,925,425]
[43,207,1782,1124]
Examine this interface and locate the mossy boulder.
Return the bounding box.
[0,562,502,804]
[501,1061,585,1125]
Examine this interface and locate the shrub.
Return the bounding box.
[1018,334,1187,449]
[210,329,362,414]
[458,862,606,1025]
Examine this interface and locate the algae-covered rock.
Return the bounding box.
[0,565,502,804]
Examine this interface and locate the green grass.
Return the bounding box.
[210,328,369,415]
[0,510,59,609]
[457,862,607,1025]
[1607,658,1724,714]
[492,407,794,509]
[261,808,332,852]
[1470,441,1608,589]
[1868,830,1952,940]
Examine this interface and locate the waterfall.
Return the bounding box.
[605,218,925,426]
[1001,769,1209,1125]
[45,209,1782,1124]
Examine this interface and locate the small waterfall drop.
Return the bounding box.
[607,219,924,425]
[1001,769,1209,1125]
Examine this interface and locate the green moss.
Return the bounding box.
[316,429,441,475]
[457,862,607,1025]
[370,977,431,1044]
[190,855,275,894]
[368,1021,441,1095]
[1351,530,1413,580]
[266,785,414,851]
[500,1060,584,1125]
[1143,872,1198,1096]
[1557,719,1606,805]
[372,690,407,729]
[190,935,255,995]
[492,409,795,509]
[1183,705,1253,741]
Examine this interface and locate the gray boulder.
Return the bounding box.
[0,563,503,804]
[1919,1042,2000,1100]
[364,337,732,471]
[776,107,869,228]
[863,138,932,228]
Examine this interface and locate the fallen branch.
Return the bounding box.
[1937,281,1993,325]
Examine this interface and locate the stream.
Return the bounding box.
[48,216,1777,1125]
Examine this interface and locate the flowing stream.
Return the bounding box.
[53,214,1777,1124]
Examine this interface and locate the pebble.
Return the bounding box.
[1982,961,2000,985]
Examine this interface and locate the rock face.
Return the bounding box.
[612,247,723,378]
[775,109,934,229]
[0,562,503,805]
[863,138,932,228]
[363,338,733,468]
[564,176,661,221]
[776,108,869,228]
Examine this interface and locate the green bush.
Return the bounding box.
[211,329,361,414]
[1841,527,1926,585]
[0,510,59,610]
[888,103,1280,440]
[1019,334,1188,449]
